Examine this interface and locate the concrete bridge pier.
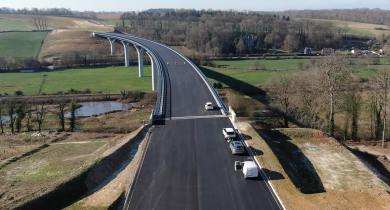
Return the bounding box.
[147,52,158,91]
[121,41,131,67]
[108,38,116,55]
[134,45,144,77]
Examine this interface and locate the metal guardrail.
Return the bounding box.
[117,34,229,115]
[93,32,164,117]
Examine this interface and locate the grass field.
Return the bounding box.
[0,18,33,31]
[201,66,298,88]
[0,32,47,57]
[214,58,390,70]
[0,66,153,95]
[0,141,106,209]
[306,19,390,37]
[2,63,384,96]
[214,59,310,70]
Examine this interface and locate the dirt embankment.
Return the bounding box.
[62,125,152,210]
[236,122,390,210]
[12,125,150,210]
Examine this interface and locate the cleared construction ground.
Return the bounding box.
[236,122,390,210]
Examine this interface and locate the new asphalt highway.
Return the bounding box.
[112,33,283,210]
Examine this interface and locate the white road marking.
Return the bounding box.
[162,115,226,120]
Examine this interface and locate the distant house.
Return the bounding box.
[351,48,361,54]
[304,47,312,55]
[380,48,389,54]
[321,48,334,55]
[244,33,254,49]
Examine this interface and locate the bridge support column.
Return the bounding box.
[134,46,144,77]
[147,52,158,91]
[121,41,130,67]
[108,38,116,55]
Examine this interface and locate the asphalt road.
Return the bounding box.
[106,33,282,210]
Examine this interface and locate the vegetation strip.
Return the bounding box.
[0,144,49,170]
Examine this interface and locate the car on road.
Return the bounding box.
[229,141,245,154]
[205,102,213,110]
[234,161,259,178]
[223,128,236,139]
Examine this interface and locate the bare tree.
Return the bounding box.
[6,97,17,133]
[314,53,353,136]
[267,74,296,128]
[56,97,67,131]
[0,102,4,134]
[293,70,323,128]
[372,67,390,147]
[236,38,246,56]
[283,34,299,54]
[69,99,78,132]
[15,101,26,132]
[340,76,362,141]
[34,101,47,132]
[24,99,34,132]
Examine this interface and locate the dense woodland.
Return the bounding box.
[282,8,390,25]
[118,9,366,55]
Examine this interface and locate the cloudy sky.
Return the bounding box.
[1,0,389,12]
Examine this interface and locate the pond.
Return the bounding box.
[0,101,131,122]
[65,101,130,117]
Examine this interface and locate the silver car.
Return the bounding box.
[229,141,245,154]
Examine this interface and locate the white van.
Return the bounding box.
[234,161,259,178]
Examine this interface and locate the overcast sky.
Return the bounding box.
[2,0,389,12]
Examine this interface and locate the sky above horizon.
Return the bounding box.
[1,0,389,12]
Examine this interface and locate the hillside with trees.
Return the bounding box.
[118,9,377,56]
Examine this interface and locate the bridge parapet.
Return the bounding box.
[93,32,164,119]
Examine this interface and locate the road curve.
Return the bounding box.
[99,33,283,210]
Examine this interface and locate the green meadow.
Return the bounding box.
[0,63,386,96]
[200,66,298,88]
[214,58,390,70]
[0,66,152,95]
[0,18,33,31]
[0,32,47,57]
[214,59,310,70]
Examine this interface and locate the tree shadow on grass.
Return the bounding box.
[262,168,285,180]
[199,66,267,101]
[257,129,326,194]
[200,66,306,128]
[248,146,264,156]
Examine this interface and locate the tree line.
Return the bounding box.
[118,9,351,56]
[267,53,390,147]
[0,97,79,134]
[282,8,390,26]
[0,52,133,71]
[0,7,73,16]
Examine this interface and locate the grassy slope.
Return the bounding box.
[0,66,152,95]
[0,18,33,31]
[0,32,47,57]
[0,142,106,209]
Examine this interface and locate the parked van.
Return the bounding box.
[234,161,258,178]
